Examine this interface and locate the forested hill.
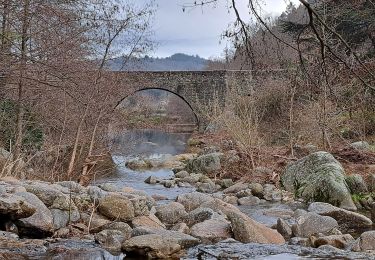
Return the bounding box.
[108,53,208,71]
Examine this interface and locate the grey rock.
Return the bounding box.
[308,202,373,229]
[132,214,165,229]
[181,240,375,259]
[50,208,80,230]
[313,234,355,249]
[0,231,19,240]
[236,189,253,198]
[350,141,370,151]
[185,152,222,174]
[223,195,238,205]
[95,229,126,252]
[276,218,292,239]
[155,202,187,225]
[185,207,216,226]
[56,181,85,193]
[122,234,182,259]
[227,211,285,244]
[163,180,175,188]
[190,219,232,243]
[23,183,66,207]
[98,195,135,222]
[100,222,132,237]
[197,182,217,193]
[170,223,189,234]
[87,186,107,202]
[223,182,248,194]
[177,181,192,188]
[144,176,157,184]
[354,231,375,251]
[249,183,264,197]
[81,213,111,233]
[129,196,150,217]
[176,192,214,212]
[182,173,202,184]
[238,196,260,206]
[0,193,36,220]
[15,192,54,237]
[345,174,368,194]
[130,226,200,248]
[292,212,338,238]
[219,179,234,189]
[98,183,118,192]
[281,152,356,210]
[289,237,311,247]
[175,170,190,178]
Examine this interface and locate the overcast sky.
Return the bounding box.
[147,0,300,58]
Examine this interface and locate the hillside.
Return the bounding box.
[108,53,208,71]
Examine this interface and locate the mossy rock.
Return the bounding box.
[281,152,356,210]
[185,153,222,174]
[345,174,368,194]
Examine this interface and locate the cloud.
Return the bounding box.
[142,0,300,58]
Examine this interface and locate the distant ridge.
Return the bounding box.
[108,53,208,71]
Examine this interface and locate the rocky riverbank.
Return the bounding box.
[1,141,375,259]
[0,175,374,259]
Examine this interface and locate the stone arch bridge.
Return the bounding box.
[105,70,286,130]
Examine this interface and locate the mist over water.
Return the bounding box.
[110,129,191,157]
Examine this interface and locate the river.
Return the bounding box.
[89,129,373,260]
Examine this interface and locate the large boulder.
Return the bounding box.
[308,202,373,229]
[0,193,36,220]
[281,152,356,210]
[190,218,232,243]
[184,207,216,226]
[196,197,284,244]
[50,209,80,230]
[98,195,135,222]
[95,229,127,252]
[122,234,182,259]
[185,153,222,174]
[352,231,375,251]
[227,211,285,244]
[23,182,66,207]
[94,222,132,237]
[155,202,187,225]
[131,227,200,248]
[292,212,338,238]
[176,192,214,212]
[87,186,107,202]
[15,192,54,237]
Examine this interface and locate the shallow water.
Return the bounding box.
[93,129,374,260]
[94,155,195,200]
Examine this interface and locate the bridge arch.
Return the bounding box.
[115,87,200,130]
[105,70,255,131]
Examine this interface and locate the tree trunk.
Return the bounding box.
[13,0,30,171]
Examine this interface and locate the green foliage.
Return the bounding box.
[0,99,43,152]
